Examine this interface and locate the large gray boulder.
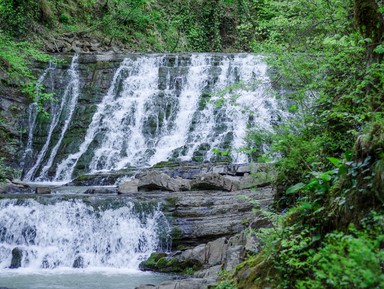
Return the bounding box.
[138,171,190,192]
[118,179,139,194]
[190,173,239,192]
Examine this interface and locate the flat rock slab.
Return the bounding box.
[138,186,273,246]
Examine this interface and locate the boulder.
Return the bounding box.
[175,237,227,268]
[179,244,206,264]
[10,247,24,269]
[190,173,239,192]
[206,237,227,266]
[224,245,245,271]
[193,265,222,280]
[73,256,87,268]
[138,171,189,192]
[118,179,139,194]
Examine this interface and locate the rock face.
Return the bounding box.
[0,87,28,172]
[163,186,272,247]
[134,163,274,289]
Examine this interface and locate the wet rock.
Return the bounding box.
[83,187,118,194]
[140,251,202,273]
[73,256,86,268]
[190,173,239,192]
[139,252,167,271]
[154,186,273,247]
[138,171,189,192]
[10,247,23,268]
[118,179,139,194]
[35,187,52,194]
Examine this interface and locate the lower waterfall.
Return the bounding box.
[0,197,170,270]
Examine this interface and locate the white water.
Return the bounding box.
[25,53,285,181]
[21,62,55,168]
[24,55,80,181]
[149,54,211,165]
[36,55,81,181]
[0,198,169,270]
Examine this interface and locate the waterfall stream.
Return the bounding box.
[24,55,80,181]
[0,198,170,270]
[22,53,284,182]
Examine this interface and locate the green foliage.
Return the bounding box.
[0,32,53,107]
[215,270,237,289]
[297,225,384,289]
[0,157,20,182]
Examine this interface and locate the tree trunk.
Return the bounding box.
[354,0,384,61]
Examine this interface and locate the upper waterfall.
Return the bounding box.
[22,53,284,181]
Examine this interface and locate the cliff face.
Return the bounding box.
[0,85,29,175]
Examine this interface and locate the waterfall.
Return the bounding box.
[24,53,285,181]
[0,198,170,270]
[36,55,80,181]
[21,62,55,169]
[24,55,80,181]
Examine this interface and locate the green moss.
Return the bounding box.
[152,161,180,168]
[156,257,168,269]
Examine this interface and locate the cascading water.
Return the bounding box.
[23,53,286,182]
[21,61,55,169]
[24,55,80,182]
[0,198,170,270]
[10,53,286,289]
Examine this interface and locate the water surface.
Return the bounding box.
[0,268,173,289]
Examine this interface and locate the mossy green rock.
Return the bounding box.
[139,252,202,273]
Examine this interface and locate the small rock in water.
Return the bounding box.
[35,187,51,194]
[73,256,85,268]
[10,247,23,269]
